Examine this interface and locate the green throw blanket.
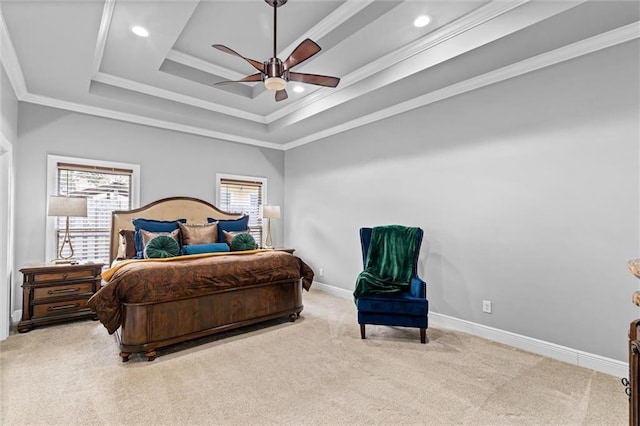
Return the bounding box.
[353,225,420,299]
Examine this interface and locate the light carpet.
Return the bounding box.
[1,289,627,425]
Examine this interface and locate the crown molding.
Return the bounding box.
[276,0,374,61]
[268,0,585,128]
[80,0,567,131]
[265,0,533,124]
[87,0,526,128]
[283,22,640,150]
[87,0,374,119]
[92,71,267,123]
[0,9,27,98]
[166,49,245,81]
[92,0,116,75]
[20,92,284,151]
[14,22,638,152]
[4,2,636,153]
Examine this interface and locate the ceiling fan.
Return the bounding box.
[212,0,340,102]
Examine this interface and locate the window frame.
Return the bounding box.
[46,155,140,263]
[215,173,268,247]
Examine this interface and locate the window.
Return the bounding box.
[47,155,140,264]
[216,174,266,246]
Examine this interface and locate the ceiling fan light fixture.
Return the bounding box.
[264,77,287,91]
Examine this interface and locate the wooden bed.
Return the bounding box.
[91,196,308,362]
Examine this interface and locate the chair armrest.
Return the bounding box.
[410,277,426,299]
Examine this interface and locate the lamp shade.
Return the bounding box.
[262,205,280,219]
[47,195,88,217]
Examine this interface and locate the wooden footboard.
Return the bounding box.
[117,278,303,361]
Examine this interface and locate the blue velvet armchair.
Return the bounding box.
[355,226,428,343]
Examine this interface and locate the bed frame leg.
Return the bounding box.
[288,313,297,322]
[145,350,157,362]
[119,351,131,362]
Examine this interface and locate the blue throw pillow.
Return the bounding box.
[182,243,230,255]
[207,215,250,242]
[132,218,187,258]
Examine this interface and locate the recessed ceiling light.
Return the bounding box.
[413,15,431,28]
[292,85,304,93]
[131,26,149,38]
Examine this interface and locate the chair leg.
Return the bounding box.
[360,324,366,339]
[420,328,426,344]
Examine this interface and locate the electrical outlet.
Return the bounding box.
[319,268,324,277]
[482,300,492,314]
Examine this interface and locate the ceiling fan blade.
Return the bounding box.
[275,89,288,102]
[283,38,321,69]
[288,71,340,88]
[214,73,264,86]
[212,44,265,73]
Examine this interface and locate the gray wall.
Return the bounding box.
[13,103,284,313]
[284,41,640,361]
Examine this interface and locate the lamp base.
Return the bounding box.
[52,258,79,265]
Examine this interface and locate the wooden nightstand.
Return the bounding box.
[17,262,104,333]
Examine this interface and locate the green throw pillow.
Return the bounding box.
[230,233,257,251]
[144,235,180,258]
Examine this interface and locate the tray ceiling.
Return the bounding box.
[1,0,638,150]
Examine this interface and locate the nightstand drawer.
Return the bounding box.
[33,282,94,300]
[33,299,89,317]
[32,269,96,283]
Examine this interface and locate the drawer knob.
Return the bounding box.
[62,273,68,279]
[47,303,80,311]
[47,287,81,295]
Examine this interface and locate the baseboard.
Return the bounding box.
[312,281,628,378]
[429,312,627,378]
[312,281,354,300]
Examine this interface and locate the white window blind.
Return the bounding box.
[55,162,133,263]
[218,177,264,245]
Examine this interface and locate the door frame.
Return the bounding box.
[0,132,14,339]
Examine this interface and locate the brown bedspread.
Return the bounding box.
[88,251,314,334]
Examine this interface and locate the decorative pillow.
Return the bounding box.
[178,222,218,245]
[207,215,250,243]
[140,229,181,259]
[222,230,249,247]
[116,229,137,260]
[230,233,257,251]
[182,243,230,255]
[132,217,186,258]
[144,235,180,259]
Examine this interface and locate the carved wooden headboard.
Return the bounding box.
[110,196,242,263]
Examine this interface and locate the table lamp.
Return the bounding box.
[48,195,87,263]
[262,205,280,249]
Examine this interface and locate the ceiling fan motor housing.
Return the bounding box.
[265,57,285,79]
